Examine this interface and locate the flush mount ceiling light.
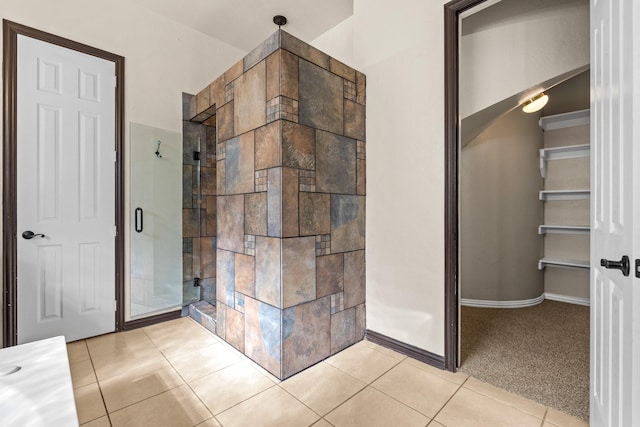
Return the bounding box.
[522,92,549,113]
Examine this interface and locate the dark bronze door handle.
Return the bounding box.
[22,230,45,240]
[600,255,630,277]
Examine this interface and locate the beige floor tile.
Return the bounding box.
[372,362,459,417]
[403,357,469,385]
[100,359,184,413]
[190,362,276,415]
[361,340,407,360]
[74,382,107,424]
[146,321,218,358]
[435,387,543,427]
[428,422,445,427]
[196,418,223,427]
[109,384,210,427]
[281,361,367,415]
[80,416,111,427]
[311,419,334,427]
[91,346,167,381]
[464,377,547,419]
[216,385,320,427]
[70,358,97,389]
[325,342,401,384]
[545,407,589,427]
[68,340,91,363]
[166,342,240,382]
[87,329,156,358]
[325,386,429,427]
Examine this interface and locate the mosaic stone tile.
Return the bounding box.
[255,121,281,170]
[235,253,255,298]
[282,296,331,379]
[282,236,316,308]
[281,168,299,238]
[357,159,366,196]
[201,278,216,303]
[182,209,199,238]
[267,96,299,123]
[205,196,216,236]
[225,307,245,352]
[245,296,282,378]
[281,31,330,70]
[216,160,226,196]
[208,76,226,111]
[216,302,226,340]
[299,60,343,135]
[183,121,205,166]
[244,31,280,73]
[217,142,226,161]
[217,249,235,309]
[255,237,282,308]
[196,86,210,116]
[225,132,255,195]
[224,81,235,103]
[244,234,256,256]
[282,121,314,170]
[331,307,356,353]
[316,254,344,298]
[330,292,344,314]
[182,92,196,121]
[315,234,331,256]
[217,101,234,142]
[344,250,365,309]
[344,80,356,102]
[183,241,193,282]
[183,165,193,208]
[201,165,216,196]
[356,140,366,160]
[330,57,356,82]
[234,61,266,136]
[299,170,316,192]
[355,303,366,340]
[299,192,330,236]
[201,237,216,279]
[235,292,245,313]
[330,195,365,253]
[245,192,267,236]
[316,130,356,194]
[266,51,280,101]
[356,71,366,105]
[267,168,282,237]
[206,125,217,156]
[254,170,268,193]
[280,49,299,100]
[225,59,244,84]
[217,195,244,253]
[344,100,365,141]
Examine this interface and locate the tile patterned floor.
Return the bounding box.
[68,317,589,427]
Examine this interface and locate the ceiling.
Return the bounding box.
[135,0,353,52]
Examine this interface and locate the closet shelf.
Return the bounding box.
[539,144,590,178]
[538,225,590,235]
[539,109,590,131]
[538,257,590,270]
[539,189,590,201]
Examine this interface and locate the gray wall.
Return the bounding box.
[460,108,544,302]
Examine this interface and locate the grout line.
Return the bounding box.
[425,375,470,425]
[276,382,325,420]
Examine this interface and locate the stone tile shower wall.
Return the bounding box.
[182,93,217,305]
[187,30,365,380]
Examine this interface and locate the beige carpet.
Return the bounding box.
[460,300,589,420]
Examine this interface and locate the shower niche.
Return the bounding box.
[183,30,366,379]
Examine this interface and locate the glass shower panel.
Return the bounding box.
[130,123,183,318]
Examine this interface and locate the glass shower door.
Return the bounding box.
[130,123,183,318]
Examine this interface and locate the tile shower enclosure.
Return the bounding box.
[183,30,365,379]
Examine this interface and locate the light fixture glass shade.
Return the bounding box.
[522,93,549,113]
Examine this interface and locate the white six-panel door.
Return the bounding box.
[16,35,116,344]
[590,0,639,425]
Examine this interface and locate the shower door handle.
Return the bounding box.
[600,255,630,277]
[135,207,143,233]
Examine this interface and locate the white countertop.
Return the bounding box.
[0,336,79,427]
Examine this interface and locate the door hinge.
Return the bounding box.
[113,150,117,163]
[112,75,117,88]
[113,300,117,311]
[113,225,117,237]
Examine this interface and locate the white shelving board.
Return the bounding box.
[538,257,590,270]
[539,189,590,201]
[539,109,590,131]
[539,144,590,178]
[538,225,590,235]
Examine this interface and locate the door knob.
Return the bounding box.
[600,255,630,277]
[21,230,45,240]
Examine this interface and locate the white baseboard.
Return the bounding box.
[544,292,590,307]
[460,292,590,308]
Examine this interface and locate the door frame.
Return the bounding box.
[2,20,125,346]
[443,0,489,370]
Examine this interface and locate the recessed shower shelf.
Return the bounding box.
[538,257,590,270]
[539,144,590,178]
[539,189,590,201]
[538,225,590,235]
